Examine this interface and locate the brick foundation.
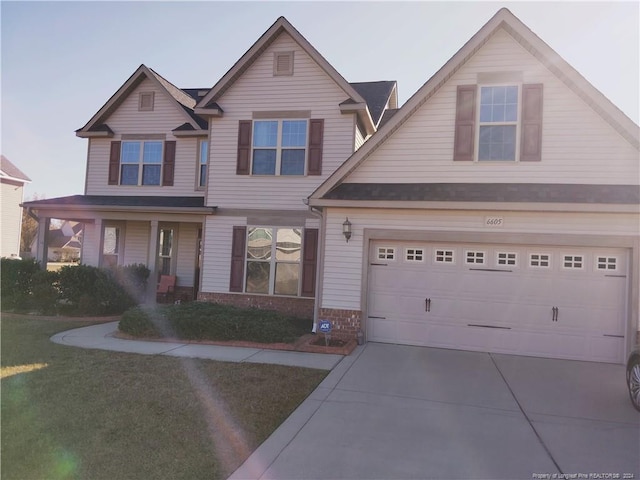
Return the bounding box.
[198,292,314,319]
[318,308,362,340]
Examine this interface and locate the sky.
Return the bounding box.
[1,1,638,200]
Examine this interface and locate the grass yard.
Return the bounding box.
[1,315,327,479]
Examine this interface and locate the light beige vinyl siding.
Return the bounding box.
[85,78,204,196]
[0,181,24,257]
[176,223,198,287]
[346,28,639,185]
[207,33,356,210]
[321,207,640,312]
[354,125,365,151]
[122,221,149,265]
[200,216,246,293]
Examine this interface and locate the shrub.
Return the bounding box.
[113,264,150,303]
[30,269,60,315]
[1,258,42,312]
[119,302,312,343]
[57,264,137,315]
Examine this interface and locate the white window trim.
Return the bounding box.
[377,246,396,261]
[121,140,164,186]
[562,254,585,270]
[244,227,303,297]
[251,119,308,176]
[197,139,208,190]
[529,253,551,269]
[405,247,425,262]
[101,222,125,268]
[475,83,521,163]
[434,248,456,265]
[595,255,619,273]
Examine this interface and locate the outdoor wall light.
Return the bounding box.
[342,217,352,243]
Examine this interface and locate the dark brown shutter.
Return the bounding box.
[237,120,252,175]
[108,141,121,185]
[301,228,318,297]
[307,119,324,175]
[520,84,543,162]
[162,141,176,186]
[453,85,476,161]
[229,226,247,292]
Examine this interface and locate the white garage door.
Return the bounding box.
[367,241,628,363]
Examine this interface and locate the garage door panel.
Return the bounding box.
[367,241,629,363]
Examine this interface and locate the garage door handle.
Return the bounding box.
[425,298,431,312]
[552,306,559,322]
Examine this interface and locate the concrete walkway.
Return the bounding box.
[50,321,344,370]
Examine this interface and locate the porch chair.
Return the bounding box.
[157,275,177,303]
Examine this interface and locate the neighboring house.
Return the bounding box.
[1,155,31,259]
[30,221,82,262]
[23,9,639,364]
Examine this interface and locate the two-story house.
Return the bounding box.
[24,9,639,364]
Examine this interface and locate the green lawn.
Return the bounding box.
[1,316,327,479]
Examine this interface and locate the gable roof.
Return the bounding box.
[350,81,397,127]
[76,65,208,137]
[310,8,640,202]
[195,16,376,134]
[1,155,31,183]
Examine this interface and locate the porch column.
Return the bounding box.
[146,220,159,303]
[34,216,50,270]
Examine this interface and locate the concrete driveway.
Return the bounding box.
[231,343,640,479]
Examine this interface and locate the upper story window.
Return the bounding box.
[252,120,307,175]
[236,119,323,176]
[108,139,176,187]
[453,83,542,163]
[198,140,208,188]
[121,141,162,185]
[478,86,518,161]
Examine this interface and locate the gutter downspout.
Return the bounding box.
[307,203,325,334]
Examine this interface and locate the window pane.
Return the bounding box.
[253,121,278,147]
[143,141,163,163]
[159,229,173,257]
[160,257,171,276]
[121,142,140,163]
[276,228,301,261]
[274,263,299,295]
[479,125,516,161]
[480,86,518,122]
[282,120,307,147]
[103,227,119,255]
[200,141,208,164]
[281,150,305,175]
[252,150,276,175]
[247,228,272,260]
[121,164,138,185]
[246,261,270,294]
[199,164,207,187]
[142,165,161,185]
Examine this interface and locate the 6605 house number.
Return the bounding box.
[484,217,504,227]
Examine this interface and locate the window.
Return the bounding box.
[478,86,518,161]
[158,228,174,276]
[454,83,542,163]
[252,120,307,175]
[121,141,163,185]
[529,253,550,268]
[377,247,395,261]
[465,250,485,265]
[596,256,618,271]
[138,92,155,111]
[245,227,302,296]
[435,249,455,264]
[198,140,208,188]
[406,248,424,262]
[102,226,121,268]
[563,255,584,270]
[497,252,517,266]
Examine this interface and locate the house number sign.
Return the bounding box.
[484,217,504,227]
